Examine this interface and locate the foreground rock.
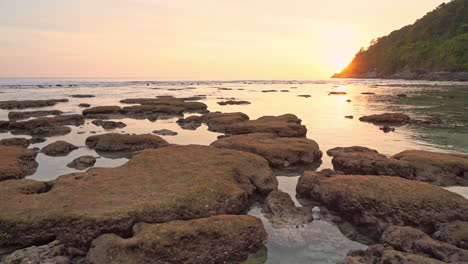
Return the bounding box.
[330,148,468,186]
[86,215,267,264]
[296,171,468,233]
[262,190,313,228]
[91,120,127,129]
[67,156,98,170]
[340,244,446,264]
[0,145,277,249]
[433,221,468,250]
[8,110,63,120]
[211,133,322,168]
[0,99,69,109]
[2,240,73,264]
[41,141,78,156]
[0,146,38,181]
[0,137,30,148]
[85,133,169,152]
[359,113,411,124]
[381,225,468,263]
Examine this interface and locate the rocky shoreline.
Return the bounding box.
[332,71,468,81]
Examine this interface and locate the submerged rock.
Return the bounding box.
[296,172,468,233]
[211,133,322,168]
[85,133,169,152]
[381,225,468,263]
[0,99,69,110]
[359,113,411,124]
[8,110,63,120]
[330,148,468,186]
[262,190,313,227]
[0,145,277,249]
[0,145,38,181]
[152,129,178,136]
[91,120,127,130]
[67,156,98,170]
[41,141,78,156]
[86,215,267,264]
[0,137,30,148]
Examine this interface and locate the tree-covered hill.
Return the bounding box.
[333,0,468,80]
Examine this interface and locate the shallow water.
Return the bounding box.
[1,78,467,263]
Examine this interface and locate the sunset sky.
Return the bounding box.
[0,0,446,80]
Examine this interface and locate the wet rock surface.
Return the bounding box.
[91,120,127,130]
[86,215,267,264]
[211,133,322,168]
[0,145,38,181]
[0,137,30,148]
[0,99,69,110]
[41,141,78,156]
[85,133,169,152]
[330,148,468,186]
[66,156,98,170]
[296,172,468,234]
[262,190,313,227]
[8,110,63,120]
[381,225,468,263]
[0,145,277,249]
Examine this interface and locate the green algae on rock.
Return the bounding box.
[0,145,277,249]
[86,215,267,264]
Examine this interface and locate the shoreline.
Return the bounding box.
[332,71,468,82]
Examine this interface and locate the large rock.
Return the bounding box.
[8,110,63,120]
[330,148,468,186]
[296,172,468,233]
[0,137,30,148]
[433,221,468,250]
[381,225,468,263]
[86,215,266,264]
[211,133,322,168]
[0,145,277,249]
[223,114,307,137]
[7,115,84,137]
[0,146,38,181]
[0,99,69,110]
[359,113,411,124]
[340,244,446,264]
[41,141,78,156]
[85,133,169,152]
[262,190,313,227]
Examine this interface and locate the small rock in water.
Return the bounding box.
[298,95,311,98]
[70,94,95,98]
[67,155,98,170]
[30,137,46,144]
[345,115,354,119]
[380,125,395,133]
[329,91,347,95]
[152,129,178,136]
[397,93,408,97]
[41,141,78,156]
[79,103,91,108]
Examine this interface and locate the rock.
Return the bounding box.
[281,90,290,92]
[70,94,95,98]
[219,114,307,137]
[262,90,278,93]
[382,225,468,263]
[329,92,347,95]
[397,93,408,97]
[433,221,468,250]
[120,97,207,113]
[177,112,249,132]
[296,172,468,233]
[85,133,169,152]
[30,137,46,144]
[0,146,38,181]
[86,215,267,264]
[326,146,378,157]
[7,115,85,137]
[262,190,313,227]
[359,113,411,124]
[361,92,376,95]
[8,110,63,120]
[346,99,352,102]
[211,133,322,168]
[340,244,446,264]
[298,95,311,98]
[380,125,395,133]
[152,129,178,136]
[217,100,251,106]
[30,126,72,137]
[2,240,71,264]
[0,120,10,130]
[330,149,468,186]
[91,120,127,130]
[345,115,354,119]
[0,99,69,110]
[67,156,98,170]
[0,137,30,148]
[78,103,91,108]
[41,141,78,156]
[82,106,122,118]
[0,145,277,249]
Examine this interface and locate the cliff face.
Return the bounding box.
[333,0,468,81]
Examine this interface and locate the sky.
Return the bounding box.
[0,0,447,80]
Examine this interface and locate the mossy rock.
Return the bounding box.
[0,145,277,249]
[0,99,68,110]
[85,133,169,152]
[86,215,267,264]
[0,146,38,181]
